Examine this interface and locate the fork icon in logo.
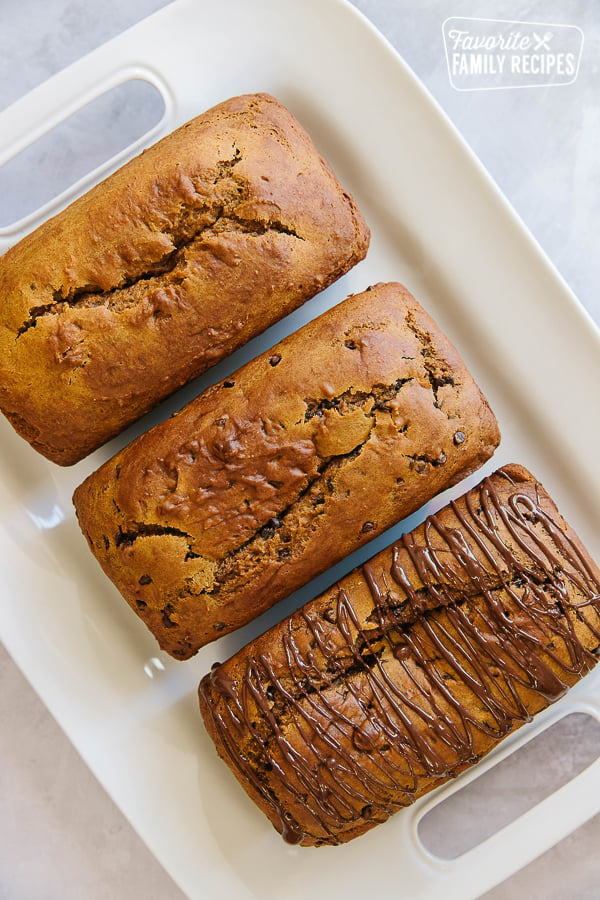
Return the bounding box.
[533,31,553,50]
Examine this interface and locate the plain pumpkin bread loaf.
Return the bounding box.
[0,92,369,464]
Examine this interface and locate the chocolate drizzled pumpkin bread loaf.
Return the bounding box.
[0,92,369,464]
[199,464,600,846]
[73,282,500,658]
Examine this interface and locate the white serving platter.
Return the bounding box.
[0,1,599,898]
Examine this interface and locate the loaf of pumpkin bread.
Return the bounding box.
[0,92,369,464]
[199,464,600,846]
[73,282,500,658]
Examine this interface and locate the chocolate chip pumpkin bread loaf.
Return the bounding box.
[73,282,500,658]
[0,92,369,464]
[199,464,600,846]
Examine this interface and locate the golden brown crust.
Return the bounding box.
[0,92,369,464]
[73,282,500,658]
[198,465,600,846]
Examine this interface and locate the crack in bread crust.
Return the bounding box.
[16,154,305,337]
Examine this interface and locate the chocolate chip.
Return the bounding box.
[344,339,357,349]
[213,622,226,632]
[138,574,152,585]
[432,374,454,389]
[223,379,235,388]
[323,608,337,623]
[135,598,147,609]
[454,431,466,445]
[162,608,177,629]
[361,521,375,534]
[260,517,282,539]
[269,354,281,367]
[278,548,292,559]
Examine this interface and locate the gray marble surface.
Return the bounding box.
[1,1,599,898]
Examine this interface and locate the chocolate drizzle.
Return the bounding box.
[200,469,600,845]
